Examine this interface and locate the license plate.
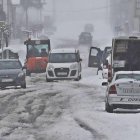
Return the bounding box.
[128,98,140,102]
[123,88,140,93]
[2,79,13,82]
[57,72,67,76]
[123,88,133,93]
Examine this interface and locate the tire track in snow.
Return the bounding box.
[74,117,107,140]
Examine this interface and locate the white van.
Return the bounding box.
[46,48,82,82]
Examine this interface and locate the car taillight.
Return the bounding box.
[109,85,117,94]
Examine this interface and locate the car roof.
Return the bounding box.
[113,36,140,40]
[115,71,140,75]
[50,48,78,54]
[0,59,19,62]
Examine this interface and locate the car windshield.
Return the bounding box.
[115,74,140,81]
[49,53,77,63]
[27,44,49,57]
[0,61,22,70]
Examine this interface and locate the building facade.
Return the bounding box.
[110,0,140,36]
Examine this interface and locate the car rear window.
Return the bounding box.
[0,61,22,70]
[116,74,140,81]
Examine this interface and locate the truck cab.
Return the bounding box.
[24,39,51,76]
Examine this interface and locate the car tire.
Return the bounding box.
[46,77,52,82]
[26,70,31,76]
[79,74,82,80]
[105,101,113,113]
[21,82,26,89]
[75,74,81,81]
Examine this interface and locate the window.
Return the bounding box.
[49,53,77,63]
[0,61,22,70]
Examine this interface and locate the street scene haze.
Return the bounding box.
[0,0,140,140]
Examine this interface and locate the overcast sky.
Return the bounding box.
[44,0,108,22]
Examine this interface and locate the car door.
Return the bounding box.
[88,47,101,67]
[77,51,82,73]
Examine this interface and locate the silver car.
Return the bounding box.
[102,71,140,113]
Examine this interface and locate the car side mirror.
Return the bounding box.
[102,82,108,86]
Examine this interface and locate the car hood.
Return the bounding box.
[48,62,77,68]
[0,69,22,75]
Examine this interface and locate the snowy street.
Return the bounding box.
[1,0,140,139]
[0,39,140,140]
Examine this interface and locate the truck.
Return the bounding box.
[24,38,51,76]
[108,36,140,82]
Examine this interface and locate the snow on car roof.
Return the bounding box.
[0,59,19,61]
[113,78,139,85]
[50,48,78,53]
[115,71,140,74]
[113,36,140,40]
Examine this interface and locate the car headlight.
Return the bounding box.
[18,72,25,77]
[47,64,54,70]
[70,64,77,69]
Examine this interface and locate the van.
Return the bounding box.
[46,48,82,82]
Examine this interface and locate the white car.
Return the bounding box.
[46,48,82,82]
[102,71,140,113]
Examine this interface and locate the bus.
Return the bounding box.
[24,39,51,76]
[108,36,140,82]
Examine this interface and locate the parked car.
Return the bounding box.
[102,71,140,113]
[0,59,26,89]
[46,48,82,82]
[79,32,92,45]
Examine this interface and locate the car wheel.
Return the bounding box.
[46,77,52,82]
[21,82,26,89]
[26,70,31,76]
[79,74,82,80]
[105,101,113,113]
[75,75,81,81]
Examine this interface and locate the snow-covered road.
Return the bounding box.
[1,40,140,140]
